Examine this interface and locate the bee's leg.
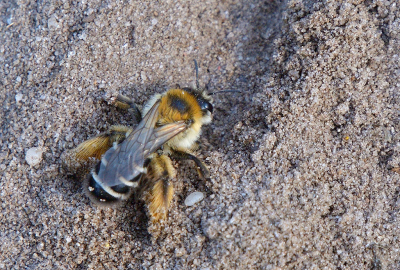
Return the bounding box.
[169,149,210,179]
[107,125,133,145]
[144,155,175,222]
[62,125,132,174]
[113,94,142,123]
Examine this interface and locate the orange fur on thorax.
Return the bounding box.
[157,89,202,124]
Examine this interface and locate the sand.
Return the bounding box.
[1,0,400,269]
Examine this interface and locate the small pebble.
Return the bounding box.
[25,147,44,166]
[15,93,23,102]
[184,191,204,206]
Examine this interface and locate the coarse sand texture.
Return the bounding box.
[1,0,400,269]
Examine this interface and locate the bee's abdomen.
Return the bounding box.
[84,161,137,205]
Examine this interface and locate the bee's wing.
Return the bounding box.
[96,102,187,187]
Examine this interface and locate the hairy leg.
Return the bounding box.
[142,154,175,222]
[62,125,132,173]
[113,94,142,123]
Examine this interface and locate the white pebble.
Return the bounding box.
[15,93,23,102]
[184,192,204,206]
[25,147,44,166]
[48,15,60,29]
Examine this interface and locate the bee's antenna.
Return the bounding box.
[194,60,200,89]
[209,90,242,95]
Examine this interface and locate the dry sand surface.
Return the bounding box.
[1,0,400,269]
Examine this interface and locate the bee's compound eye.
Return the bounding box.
[199,100,213,114]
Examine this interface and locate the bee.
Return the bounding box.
[64,61,215,221]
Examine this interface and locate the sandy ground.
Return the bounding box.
[1,0,400,269]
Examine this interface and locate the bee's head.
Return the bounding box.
[197,91,213,114]
[182,87,213,115]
